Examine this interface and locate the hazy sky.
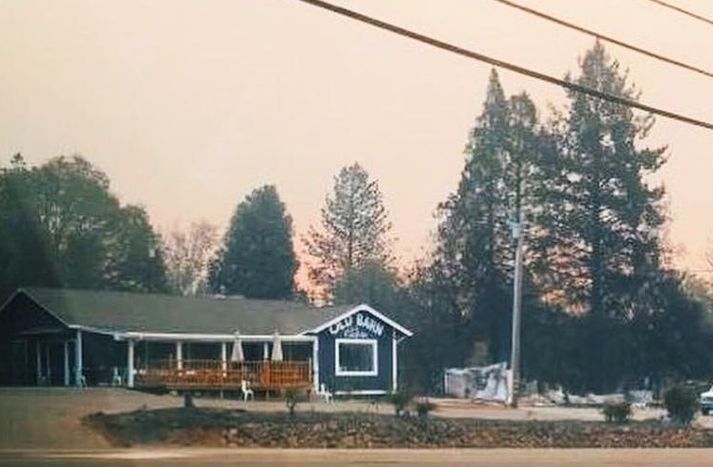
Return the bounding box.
[1,0,712,279]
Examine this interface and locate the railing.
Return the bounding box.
[136,359,312,391]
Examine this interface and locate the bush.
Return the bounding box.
[602,402,631,423]
[285,389,305,419]
[664,385,699,425]
[388,391,413,417]
[415,398,436,418]
[183,392,195,409]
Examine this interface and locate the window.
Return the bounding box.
[335,339,378,376]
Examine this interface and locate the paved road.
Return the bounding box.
[1,448,713,466]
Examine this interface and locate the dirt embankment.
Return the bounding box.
[84,407,713,449]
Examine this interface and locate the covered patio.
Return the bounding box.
[127,333,316,392]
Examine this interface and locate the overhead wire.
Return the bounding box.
[645,0,713,28]
[296,0,713,131]
[492,0,713,79]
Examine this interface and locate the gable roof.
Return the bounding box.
[310,304,413,337]
[10,287,356,336]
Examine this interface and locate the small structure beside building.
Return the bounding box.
[444,362,511,403]
[0,288,412,396]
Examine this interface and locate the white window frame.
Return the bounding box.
[335,338,378,377]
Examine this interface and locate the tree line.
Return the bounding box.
[1,42,711,393]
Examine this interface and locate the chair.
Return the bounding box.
[111,367,123,387]
[318,383,333,403]
[241,379,254,401]
[75,372,87,389]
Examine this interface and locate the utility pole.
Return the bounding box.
[508,208,524,408]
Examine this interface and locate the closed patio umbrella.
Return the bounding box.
[231,331,244,362]
[271,330,283,361]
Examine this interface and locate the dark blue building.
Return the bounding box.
[0,288,412,396]
[308,305,412,396]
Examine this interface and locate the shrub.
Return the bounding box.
[664,385,699,425]
[415,398,436,418]
[602,401,631,423]
[388,391,413,418]
[285,389,304,419]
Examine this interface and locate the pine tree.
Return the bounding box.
[535,42,667,391]
[538,41,666,317]
[434,70,542,362]
[303,163,393,299]
[209,185,297,299]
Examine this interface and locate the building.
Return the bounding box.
[0,288,412,396]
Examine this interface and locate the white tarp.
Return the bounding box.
[444,362,511,403]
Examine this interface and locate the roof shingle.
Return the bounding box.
[17,287,354,335]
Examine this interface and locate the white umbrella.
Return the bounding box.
[271,330,283,362]
[230,331,244,362]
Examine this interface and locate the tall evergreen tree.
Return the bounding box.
[209,185,297,299]
[538,42,666,316]
[434,70,542,362]
[304,163,393,299]
[534,42,667,390]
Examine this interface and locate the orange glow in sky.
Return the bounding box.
[1,0,711,278]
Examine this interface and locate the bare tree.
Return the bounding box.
[163,221,218,296]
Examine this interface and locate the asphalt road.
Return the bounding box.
[1,449,712,467]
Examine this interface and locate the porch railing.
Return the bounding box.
[136,359,312,391]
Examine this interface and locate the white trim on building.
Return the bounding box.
[334,338,378,377]
[334,389,387,396]
[118,332,317,343]
[309,304,413,337]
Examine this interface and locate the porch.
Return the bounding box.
[136,359,312,391]
[123,334,319,393]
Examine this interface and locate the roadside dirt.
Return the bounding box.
[2,388,711,449]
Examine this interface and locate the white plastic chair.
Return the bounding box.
[75,372,87,389]
[318,383,333,403]
[241,380,254,401]
[111,367,123,387]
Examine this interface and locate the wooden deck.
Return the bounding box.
[136,359,312,392]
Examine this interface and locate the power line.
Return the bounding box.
[646,0,713,28]
[493,0,713,79]
[296,0,713,131]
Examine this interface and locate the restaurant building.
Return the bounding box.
[0,288,412,396]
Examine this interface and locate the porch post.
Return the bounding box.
[75,329,83,387]
[176,342,183,370]
[45,345,51,382]
[35,341,42,386]
[392,330,398,392]
[127,340,135,388]
[63,341,70,386]
[220,342,227,371]
[312,337,319,392]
